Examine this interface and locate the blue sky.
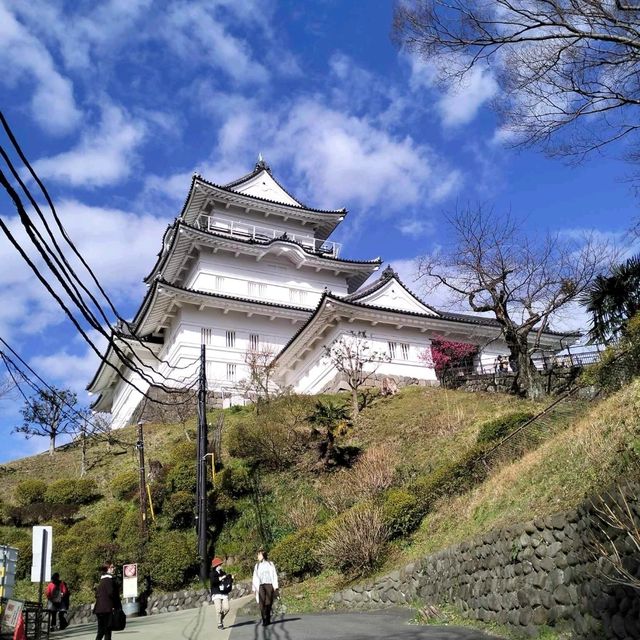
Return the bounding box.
[0,0,636,462]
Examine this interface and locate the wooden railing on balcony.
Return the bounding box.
[197,214,341,258]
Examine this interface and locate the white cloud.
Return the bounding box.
[408,55,498,128]
[0,199,168,342]
[398,219,435,238]
[31,104,146,187]
[0,1,81,135]
[162,2,269,85]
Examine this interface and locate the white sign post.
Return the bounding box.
[31,526,52,583]
[122,564,138,599]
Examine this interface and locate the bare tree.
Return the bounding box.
[14,387,78,456]
[143,390,197,441]
[73,410,112,477]
[416,205,609,398]
[590,486,640,591]
[323,331,391,417]
[0,373,15,401]
[239,346,279,407]
[394,1,640,160]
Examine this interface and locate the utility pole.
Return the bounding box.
[136,420,148,537]
[196,344,208,581]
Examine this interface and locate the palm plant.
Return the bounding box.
[581,254,640,343]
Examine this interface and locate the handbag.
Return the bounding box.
[109,608,127,632]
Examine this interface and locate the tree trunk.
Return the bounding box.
[80,430,87,477]
[351,388,359,418]
[49,433,55,456]
[506,336,544,399]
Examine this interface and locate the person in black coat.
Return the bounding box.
[94,563,121,640]
[209,557,233,630]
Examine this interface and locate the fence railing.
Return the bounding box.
[197,214,342,258]
[438,348,604,380]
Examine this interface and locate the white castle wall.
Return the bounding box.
[186,252,349,308]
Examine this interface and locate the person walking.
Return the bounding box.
[252,549,279,627]
[46,573,70,631]
[93,563,121,640]
[209,557,233,630]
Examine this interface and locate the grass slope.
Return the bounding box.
[2,382,637,625]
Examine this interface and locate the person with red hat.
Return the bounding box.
[209,557,233,630]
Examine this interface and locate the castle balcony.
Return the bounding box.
[197,214,342,258]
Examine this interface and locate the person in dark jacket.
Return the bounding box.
[94,563,121,640]
[209,557,233,630]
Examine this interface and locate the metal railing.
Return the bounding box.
[438,347,604,380]
[197,214,342,258]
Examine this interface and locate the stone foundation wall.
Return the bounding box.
[66,581,251,626]
[331,486,640,639]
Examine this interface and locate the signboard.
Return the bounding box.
[122,563,138,599]
[31,526,52,583]
[0,545,18,600]
[0,599,23,632]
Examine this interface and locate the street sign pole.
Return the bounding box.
[36,529,47,640]
[197,344,208,581]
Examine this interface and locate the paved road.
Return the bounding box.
[59,600,499,640]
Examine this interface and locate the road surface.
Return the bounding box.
[59,598,500,640]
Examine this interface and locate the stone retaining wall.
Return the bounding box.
[331,486,640,639]
[66,581,251,626]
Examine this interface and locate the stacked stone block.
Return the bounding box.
[331,487,640,639]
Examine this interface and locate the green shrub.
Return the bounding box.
[168,441,197,465]
[380,488,423,539]
[476,411,535,445]
[116,507,142,562]
[163,491,194,529]
[580,314,640,392]
[215,459,252,498]
[45,478,97,505]
[270,527,324,578]
[94,502,128,539]
[145,530,197,590]
[411,446,488,513]
[110,470,139,500]
[166,460,197,493]
[15,479,47,506]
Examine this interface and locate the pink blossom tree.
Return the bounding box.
[420,337,478,383]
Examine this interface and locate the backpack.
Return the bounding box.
[220,574,233,594]
[51,585,62,604]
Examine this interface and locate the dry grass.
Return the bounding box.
[397,379,640,564]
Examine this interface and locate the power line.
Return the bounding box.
[0,111,201,377]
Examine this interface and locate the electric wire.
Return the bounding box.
[0,169,201,404]
[0,111,199,375]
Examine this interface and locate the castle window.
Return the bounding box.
[201,328,212,345]
[249,333,259,350]
[215,275,225,290]
[225,331,236,348]
[248,281,266,297]
[388,341,397,359]
[226,363,236,381]
[401,343,410,360]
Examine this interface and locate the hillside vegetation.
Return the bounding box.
[1,380,638,614]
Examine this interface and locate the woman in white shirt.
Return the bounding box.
[252,549,279,627]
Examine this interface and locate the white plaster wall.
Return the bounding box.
[108,369,150,430]
[281,320,437,394]
[186,252,349,307]
[158,305,302,390]
[359,281,437,315]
